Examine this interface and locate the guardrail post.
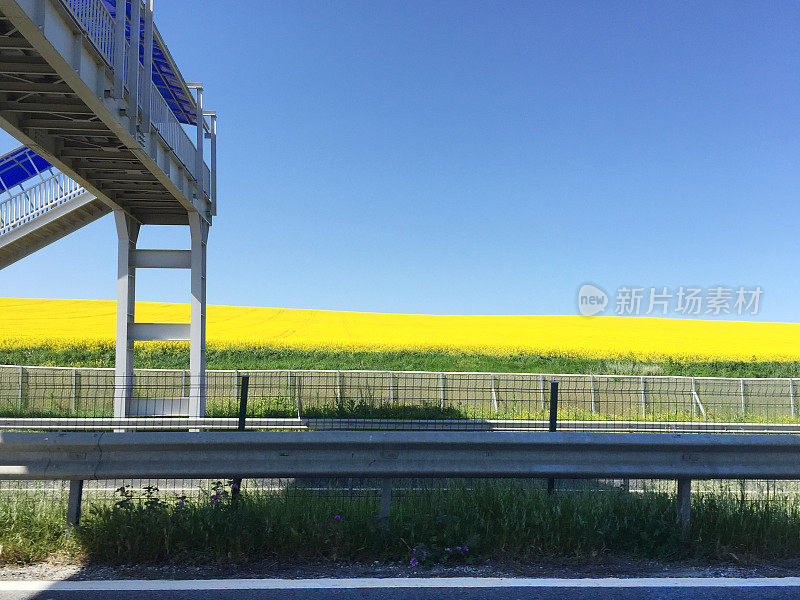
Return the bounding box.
[380,478,392,526]
[231,374,249,499]
[66,479,83,529]
[676,478,691,535]
[547,381,558,494]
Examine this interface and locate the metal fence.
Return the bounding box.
[1,365,799,432]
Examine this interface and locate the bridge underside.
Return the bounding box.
[0,2,208,225]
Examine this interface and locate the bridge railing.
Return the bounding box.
[60,0,211,198]
[61,0,115,64]
[0,173,86,235]
[149,84,210,193]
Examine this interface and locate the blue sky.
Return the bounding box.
[1,0,799,320]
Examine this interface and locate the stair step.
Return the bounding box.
[126,397,190,417]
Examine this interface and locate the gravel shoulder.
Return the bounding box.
[2,556,800,582]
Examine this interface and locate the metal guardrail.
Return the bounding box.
[4,430,800,529]
[3,431,800,480]
[1,417,799,433]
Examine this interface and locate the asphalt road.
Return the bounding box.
[2,578,800,600]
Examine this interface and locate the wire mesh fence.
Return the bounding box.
[1,365,799,432]
[3,365,800,535]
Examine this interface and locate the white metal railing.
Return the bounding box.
[149,87,204,184]
[0,173,86,235]
[61,0,115,64]
[59,0,211,198]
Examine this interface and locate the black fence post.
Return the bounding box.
[66,479,83,529]
[547,381,558,494]
[231,374,249,499]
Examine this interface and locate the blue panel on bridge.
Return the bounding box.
[0,147,52,192]
[101,0,197,126]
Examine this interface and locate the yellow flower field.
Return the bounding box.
[0,297,798,361]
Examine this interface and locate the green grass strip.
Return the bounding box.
[5,481,800,565]
[3,344,800,377]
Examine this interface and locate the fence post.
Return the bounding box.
[490,374,498,413]
[388,371,396,406]
[66,479,83,529]
[740,379,746,415]
[439,373,446,410]
[790,379,796,419]
[71,368,77,413]
[379,478,392,526]
[676,478,691,536]
[690,378,706,419]
[18,366,23,411]
[539,374,545,412]
[231,374,249,499]
[589,375,596,414]
[336,371,343,402]
[640,376,646,417]
[547,381,559,494]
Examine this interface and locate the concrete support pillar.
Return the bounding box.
[114,211,139,420]
[188,212,208,420]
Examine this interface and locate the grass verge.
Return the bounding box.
[4,481,800,565]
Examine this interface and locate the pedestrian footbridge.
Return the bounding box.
[0,0,218,420]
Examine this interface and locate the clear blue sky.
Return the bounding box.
[1,0,799,320]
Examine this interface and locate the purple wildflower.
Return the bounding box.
[463,546,469,552]
[456,546,462,551]
[334,514,341,521]
[445,547,452,553]
[409,557,418,567]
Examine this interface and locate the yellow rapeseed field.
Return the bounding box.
[0,297,798,361]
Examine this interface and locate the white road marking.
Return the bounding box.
[0,577,799,591]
